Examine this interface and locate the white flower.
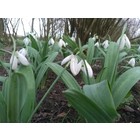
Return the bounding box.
[19,48,28,56]
[48,38,54,45]
[61,55,93,77]
[61,54,81,76]
[10,54,18,70]
[94,42,99,47]
[102,40,109,49]
[81,60,93,77]
[71,37,76,42]
[128,58,135,67]
[10,51,30,70]
[117,34,131,50]
[23,37,30,46]
[58,39,66,48]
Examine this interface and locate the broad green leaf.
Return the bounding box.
[64,89,114,123]
[112,67,140,108]
[35,52,58,89]
[83,80,118,119]
[100,42,119,86]
[47,62,81,91]
[86,38,95,64]
[29,34,39,51]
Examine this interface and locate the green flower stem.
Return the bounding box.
[27,65,67,123]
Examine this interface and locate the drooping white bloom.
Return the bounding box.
[61,54,82,76]
[61,54,73,65]
[71,36,76,42]
[128,58,135,67]
[81,60,93,77]
[58,39,66,48]
[48,38,55,45]
[94,42,99,47]
[16,51,29,66]
[19,48,28,56]
[102,40,109,49]
[61,54,93,77]
[23,37,30,46]
[10,54,18,70]
[10,51,30,70]
[117,34,131,50]
[70,55,82,76]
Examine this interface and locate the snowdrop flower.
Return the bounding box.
[48,38,55,45]
[61,54,93,77]
[71,36,76,42]
[102,40,109,49]
[61,54,82,76]
[23,37,30,46]
[128,58,135,67]
[94,42,99,47]
[81,60,93,77]
[19,48,28,56]
[117,34,131,50]
[10,50,29,70]
[58,39,66,48]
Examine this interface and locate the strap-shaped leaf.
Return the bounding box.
[112,67,140,108]
[83,80,118,120]
[64,89,114,123]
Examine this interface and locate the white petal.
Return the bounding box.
[70,55,81,76]
[94,42,99,47]
[23,37,30,46]
[10,54,18,70]
[117,35,125,50]
[124,34,131,49]
[16,51,29,66]
[58,39,66,48]
[138,46,140,52]
[128,58,135,67]
[81,60,93,77]
[48,38,54,45]
[61,54,73,65]
[102,40,109,49]
[71,37,76,42]
[19,48,27,56]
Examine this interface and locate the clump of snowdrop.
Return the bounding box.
[10,48,29,70]
[128,58,135,67]
[102,40,109,49]
[117,34,131,50]
[61,54,93,77]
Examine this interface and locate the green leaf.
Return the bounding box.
[83,80,118,119]
[63,35,79,52]
[64,89,114,123]
[86,38,95,64]
[100,42,119,85]
[35,52,58,89]
[112,67,140,108]
[29,34,39,51]
[47,62,81,91]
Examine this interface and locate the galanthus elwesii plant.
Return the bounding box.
[47,27,140,122]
